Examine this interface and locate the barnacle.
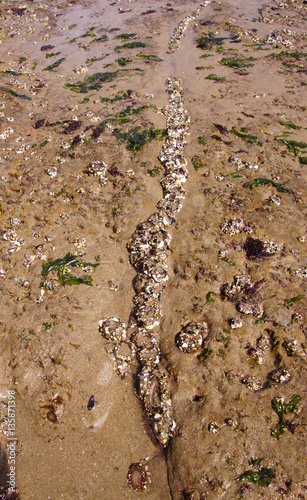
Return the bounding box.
[175,322,208,353]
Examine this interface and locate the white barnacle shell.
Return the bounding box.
[98,317,126,341]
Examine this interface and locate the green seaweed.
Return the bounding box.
[192,157,204,171]
[115,33,137,40]
[198,136,206,146]
[249,177,291,193]
[148,166,162,177]
[278,120,301,130]
[45,51,61,58]
[115,41,148,52]
[89,35,108,44]
[299,156,307,164]
[284,294,305,308]
[271,51,307,60]
[19,56,27,63]
[205,73,226,81]
[231,128,262,146]
[2,87,31,100]
[249,458,264,468]
[219,171,243,178]
[42,252,99,287]
[196,32,226,50]
[237,468,275,487]
[255,315,267,324]
[113,126,166,153]
[93,105,148,136]
[197,348,214,361]
[221,256,236,266]
[43,321,58,331]
[85,55,107,65]
[219,56,255,68]
[0,70,22,76]
[205,291,216,304]
[54,184,67,198]
[135,53,163,61]
[271,395,301,439]
[100,91,128,104]
[116,57,133,66]
[275,137,307,157]
[43,58,66,71]
[216,330,231,342]
[65,71,120,92]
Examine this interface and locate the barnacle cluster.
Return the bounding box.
[98,318,136,377]
[167,3,211,53]
[127,77,190,446]
[167,14,196,53]
[221,274,265,318]
[99,77,190,447]
[175,322,208,353]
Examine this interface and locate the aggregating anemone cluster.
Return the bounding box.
[99,77,190,447]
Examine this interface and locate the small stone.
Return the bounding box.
[229,318,242,329]
[208,422,220,434]
[269,369,291,384]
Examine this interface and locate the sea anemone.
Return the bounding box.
[127,462,151,492]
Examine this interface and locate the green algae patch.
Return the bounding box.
[237,467,275,487]
[42,253,99,287]
[196,33,226,50]
[219,56,255,68]
[116,57,133,66]
[43,58,66,71]
[191,155,205,171]
[219,171,243,178]
[114,126,166,153]
[197,348,214,362]
[271,395,301,439]
[135,54,163,62]
[0,70,22,76]
[115,41,148,52]
[45,51,61,59]
[65,71,120,92]
[91,104,149,139]
[284,294,305,308]
[231,128,262,146]
[89,35,108,44]
[271,51,307,61]
[85,55,107,65]
[205,291,216,304]
[249,177,291,193]
[278,120,301,130]
[101,91,128,104]
[275,137,307,157]
[2,87,31,100]
[148,166,163,177]
[205,73,226,81]
[115,33,137,40]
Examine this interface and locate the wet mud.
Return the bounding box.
[0,0,306,498]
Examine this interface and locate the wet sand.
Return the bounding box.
[0,0,306,498]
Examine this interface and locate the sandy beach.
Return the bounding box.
[0,0,306,498]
